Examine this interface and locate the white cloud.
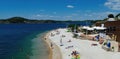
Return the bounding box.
[32,14,62,20]
[66,5,74,8]
[31,10,119,20]
[82,11,119,20]
[104,0,120,10]
[34,14,48,18]
[36,14,43,17]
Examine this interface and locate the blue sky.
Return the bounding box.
[0,0,120,20]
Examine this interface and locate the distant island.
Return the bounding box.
[0,17,100,24]
[0,17,59,24]
[0,13,119,24]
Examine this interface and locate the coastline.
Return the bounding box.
[43,32,52,59]
[43,30,62,59]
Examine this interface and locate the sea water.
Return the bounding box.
[0,22,92,59]
[0,24,66,59]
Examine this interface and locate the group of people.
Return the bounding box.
[51,30,60,37]
[71,50,80,59]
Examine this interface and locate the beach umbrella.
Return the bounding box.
[86,27,94,31]
[82,26,90,36]
[92,26,97,29]
[93,26,106,30]
[82,26,90,29]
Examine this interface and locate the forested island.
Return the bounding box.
[0,13,119,24]
[0,17,99,24]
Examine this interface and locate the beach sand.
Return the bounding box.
[42,28,120,59]
[47,28,120,59]
[43,31,62,59]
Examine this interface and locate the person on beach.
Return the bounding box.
[51,42,53,49]
[71,51,75,55]
[44,37,46,40]
[68,39,71,42]
[95,35,99,41]
[71,51,77,56]
[71,50,80,59]
[60,38,63,46]
[51,33,55,36]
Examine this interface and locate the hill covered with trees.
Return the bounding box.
[1,13,119,24]
[0,17,61,24]
[0,17,97,24]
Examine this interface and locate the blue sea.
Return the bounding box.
[0,22,92,59]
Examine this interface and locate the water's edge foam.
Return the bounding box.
[30,32,49,59]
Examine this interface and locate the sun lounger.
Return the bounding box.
[91,43,98,46]
[102,45,111,51]
[65,45,73,49]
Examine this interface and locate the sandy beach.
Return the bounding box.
[44,28,120,59]
[43,31,62,59]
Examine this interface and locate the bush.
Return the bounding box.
[68,24,79,32]
[73,34,78,38]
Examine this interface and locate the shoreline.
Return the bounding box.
[43,32,52,59]
[43,30,62,59]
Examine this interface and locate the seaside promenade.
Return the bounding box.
[45,28,120,59]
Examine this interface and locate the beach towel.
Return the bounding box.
[71,55,80,59]
[77,55,80,59]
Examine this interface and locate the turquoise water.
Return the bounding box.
[30,32,49,59]
[0,22,92,59]
[0,24,66,59]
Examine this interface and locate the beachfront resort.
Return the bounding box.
[44,14,120,59]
